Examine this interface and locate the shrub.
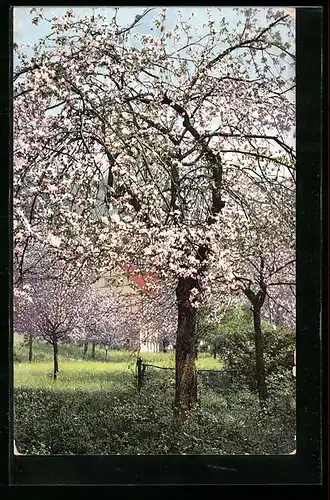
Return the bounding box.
[200,305,295,391]
[222,324,295,391]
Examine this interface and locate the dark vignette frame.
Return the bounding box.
[0,4,325,490]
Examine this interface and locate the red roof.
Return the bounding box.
[122,264,159,297]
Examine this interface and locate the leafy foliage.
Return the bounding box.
[199,304,295,390]
[14,367,295,455]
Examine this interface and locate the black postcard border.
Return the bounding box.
[0,4,326,489]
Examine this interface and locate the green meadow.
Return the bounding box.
[13,334,295,456]
[14,334,222,391]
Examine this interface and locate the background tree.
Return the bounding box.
[202,303,295,387]
[221,195,295,403]
[85,288,140,358]
[14,277,104,379]
[137,282,177,353]
[14,282,35,362]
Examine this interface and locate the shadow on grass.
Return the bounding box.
[13,370,296,456]
[14,384,176,455]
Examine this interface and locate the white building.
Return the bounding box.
[95,270,163,353]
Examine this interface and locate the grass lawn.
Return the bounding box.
[14,333,222,391]
[14,353,222,391]
[13,334,295,456]
[13,336,234,455]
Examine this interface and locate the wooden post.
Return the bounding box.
[28,334,33,363]
[53,340,59,380]
[136,357,145,393]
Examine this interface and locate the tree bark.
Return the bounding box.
[91,342,96,358]
[252,305,268,404]
[149,96,225,420]
[175,276,198,418]
[83,342,88,357]
[53,340,59,380]
[244,279,268,406]
[28,334,33,363]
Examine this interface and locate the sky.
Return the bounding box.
[13,7,295,89]
[14,7,151,42]
[13,7,295,148]
[13,7,235,41]
[13,6,293,46]
[13,7,240,68]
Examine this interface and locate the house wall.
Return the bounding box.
[94,268,162,352]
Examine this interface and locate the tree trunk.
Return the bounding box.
[83,342,88,357]
[213,348,217,359]
[53,341,59,380]
[28,334,33,363]
[105,348,109,361]
[244,281,268,406]
[253,306,268,404]
[175,276,198,418]
[91,342,96,358]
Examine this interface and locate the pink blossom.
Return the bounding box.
[13,7,295,411]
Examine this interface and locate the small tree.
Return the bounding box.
[14,278,97,379]
[14,283,35,362]
[233,250,295,404]
[98,327,122,360]
[220,306,294,384]
[92,311,134,360]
